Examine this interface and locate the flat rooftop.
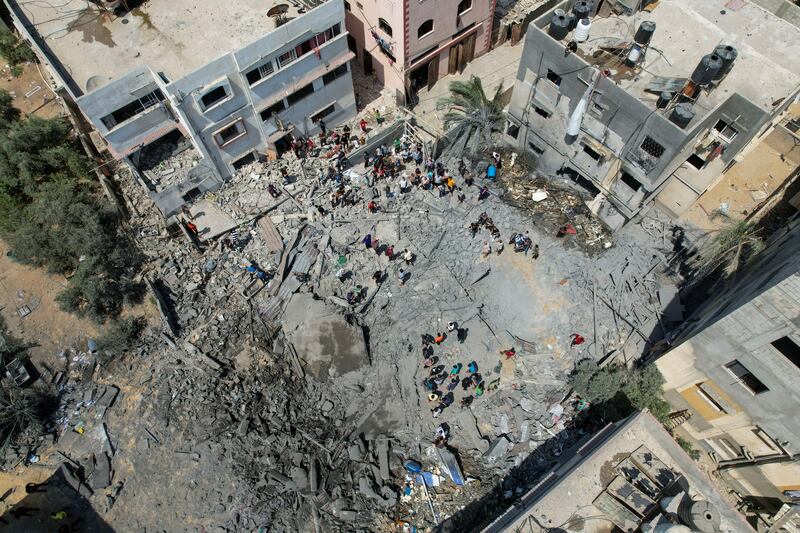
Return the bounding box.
[11,0,302,94]
[485,411,752,533]
[572,0,800,116]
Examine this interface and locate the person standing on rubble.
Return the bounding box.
[478,186,490,201]
[362,234,373,250]
[402,248,414,265]
[398,268,407,286]
[386,245,394,259]
[318,118,327,135]
[482,240,492,258]
[532,244,539,259]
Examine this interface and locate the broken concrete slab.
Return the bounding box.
[484,436,511,464]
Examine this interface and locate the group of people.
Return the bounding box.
[419,322,488,418]
[470,211,541,260]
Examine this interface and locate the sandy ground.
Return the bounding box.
[0,62,62,119]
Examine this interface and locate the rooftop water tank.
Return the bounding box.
[691,54,723,87]
[626,44,642,66]
[549,13,570,40]
[712,44,737,81]
[670,103,695,129]
[574,18,591,43]
[573,0,592,21]
[656,91,672,109]
[634,21,656,46]
[678,500,720,532]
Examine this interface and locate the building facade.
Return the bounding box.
[4,0,356,215]
[343,0,494,103]
[654,218,800,528]
[504,0,800,229]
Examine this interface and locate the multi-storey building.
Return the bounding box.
[343,0,494,103]
[654,217,800,529]
[504,0,800,229]
[3,0,356,215]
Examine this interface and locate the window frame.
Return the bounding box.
[278,49,298,68]
[713,119,739,143]
[457,0,472,16]
[199,84,230,111]
[418,19,434,39]
[724,360,769,395]
[323,64,348,85]
[100,89,165,130]
[311,103,336,123]
[213,118,247,148]
[246,60,275,87]
[259,100,287,122]
[546,69,562,87]
[287,82,315,106]
[378,18,393,37]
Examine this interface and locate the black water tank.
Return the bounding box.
[634,21,656,46]
[713,44,737,80]
[670,103,695,129]
[678,500,721,533]
[573,0,592,21]
[567,12,577,31]
[656,91,672,109]
[549,13,570,40]
[691,54,723,87]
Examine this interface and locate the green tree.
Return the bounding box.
[436,75,504,155]
[692,220,765,279]
[96,317,147,356]
[0,28,36,68]
[0,89,20,130]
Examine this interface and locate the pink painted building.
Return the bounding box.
[344,0,495,103]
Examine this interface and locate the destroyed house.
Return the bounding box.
[504,0,800,229]
[482,410,753,533]
[3,0,357,216]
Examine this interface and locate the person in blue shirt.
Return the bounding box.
[486,163,497,180]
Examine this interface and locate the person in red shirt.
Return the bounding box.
[570,333,585,347]
[359,118,368,133]
[386,245,394,259]
[367,200,378,213]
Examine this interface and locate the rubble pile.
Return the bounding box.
[77,121,683,530]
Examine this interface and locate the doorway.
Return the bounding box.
[347,35,357,55]
[448,33,476,75]
[363,50,374,75]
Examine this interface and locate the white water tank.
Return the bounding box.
[574,18,591,42]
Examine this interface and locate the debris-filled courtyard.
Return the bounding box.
[2,110,685,531]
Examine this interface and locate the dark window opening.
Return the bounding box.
[232,152,257,169]
[323,64,348,85]
[378,18,393,36]
[311,104,336,122]
[201,86,228,109]
[528,141,544,155]
[771,337,800,370]
[217,123,242,144]
[786,117,800,133]
[507,123,519,138]
[582,144,602,162]
[344,0,351,10]
[713,119,739,141]
[534,105,551,118]
[418,19,434,38]
[686,153,706,170]
[546,69,562,86]
[246,61,274,85]
[287,83,315,105]
[640,136,665,158]
[100,89,165,129]
[725,360,769,395]
[619,171,642,191]
[260,100,287,121]
[457,0,471,14]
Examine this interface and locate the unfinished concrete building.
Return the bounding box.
[482,410,753,532]
[343,0,494,104]
[503,0,800,229]
[653,218,800,530]
[3,0,356,215]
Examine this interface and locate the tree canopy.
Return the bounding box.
[436,75,504,156]
[0,90,143,322]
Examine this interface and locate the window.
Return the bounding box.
[344,0,351,10]
[418,19,434,39]
[323,64,348,85]
[619,171,642,191]
[713,119,739,142]
[200,86,228,109]
[640,136,665,159]
[696,384,727,413]
[246,61,275,86]
[457,0,472,14]
[546,69,562,86]
[528,141,544,155]
[259,100,286,121]
[214,119,246,147]
[311,104,336,122]
[356,1,363,8]
[582,144,603,162]
[724,360,769,395]
[378,18,393,37]
[686,153,706,170]
[771,336,800,369]
[287,83,314,105]
[506,123,519,138]
[100,89,165,129]
[534,105,551,118]
[232,152,256,169]
[786,117,800,134]
[278,50,297,68]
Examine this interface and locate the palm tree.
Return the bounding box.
[436,75,504,156]
[693,219,765,278]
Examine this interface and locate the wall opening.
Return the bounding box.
[771,336,800,370]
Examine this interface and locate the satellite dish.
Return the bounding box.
[267,4,289,26]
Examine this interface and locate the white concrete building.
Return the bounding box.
[4,0,356,215]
